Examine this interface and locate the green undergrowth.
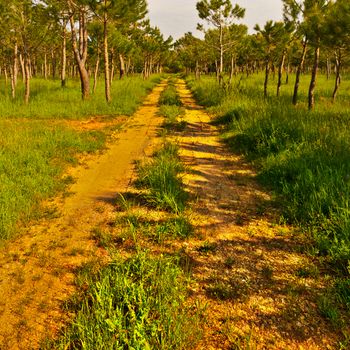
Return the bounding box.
[45,252,201,350]
[0,120,105,240]
[135,142,187,213]
[159,79,182,107]
[186,73,350,316]
[0,75,161,120]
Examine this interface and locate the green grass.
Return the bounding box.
[46,252,201,349]
[187,73,350,269]
[0,75,161,240]
[136,143,187,213]
[159,84,182,107]
[0,76,161,120]
[0,120,105,240]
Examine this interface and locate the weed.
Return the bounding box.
[295,265,320,278]
[136,143,187,213]
[224,256,235,268]
[317,294,340,326]
[50,252,202,349]
[159,84,182,106]
[335,278,350,310]
[197,241,217,254]
[155,216,194,241]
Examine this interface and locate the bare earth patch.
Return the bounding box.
[0,83,165,349]
[173,80,341,349]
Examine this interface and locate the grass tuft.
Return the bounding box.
[50,252,202,349]
[136,143,187,213]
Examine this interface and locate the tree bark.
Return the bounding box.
[24,55,30,104]
[308,46,320,110]
[219,23,224,85]
[44,53,48,79]
[61,21,67,87]
[332,50,341,102]
[103,9,111,102]
[93,54,100,94]
[264,59,270,98]
[9,66,16,99]
[13,43,18,87]
[293,39,307,105]
[69,8,90,100]
[19,54,25,82]
[119,54,125,80]
[277,51,286,97]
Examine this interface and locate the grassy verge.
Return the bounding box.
[0,76,161,240]
[186,73,350,322]
[0,120,105,240]
[0,76,162,120]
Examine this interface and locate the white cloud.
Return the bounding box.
[147,0,284,40]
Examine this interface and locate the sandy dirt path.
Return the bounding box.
[174,80,339,349]
[0,82,165,349]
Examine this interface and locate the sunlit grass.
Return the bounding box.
[187,73,350,268]
[0,75,161,120]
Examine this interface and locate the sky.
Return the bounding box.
[147,0,284,40]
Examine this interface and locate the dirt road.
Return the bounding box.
[174,80,338,349]
[0,82,165,349]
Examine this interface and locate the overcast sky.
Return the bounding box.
[147,0,284,40]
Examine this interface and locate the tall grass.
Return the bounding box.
[48,252,201,349]
[0,76,161,120]
[187,74,350,268]
[136,143,187,213]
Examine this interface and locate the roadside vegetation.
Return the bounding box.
[0,76,161,241]
[187,72,350,327]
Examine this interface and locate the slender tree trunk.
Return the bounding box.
[195,60,200,80]
[119,54,125,80]
[264,59,270,98]
[24,55,30,104]
[103,9,111,102]
[61,22,67,87]
[13,43,18,87]
[308,46,320,110]
[215,61,219,82]
[110,49,115,84]
[126,57,131,76]
[52,52,57,79]
[4,67,8,85]
[332,50,341,102]
[19,54,25,82]
[229,55,234,84]
[69,9,90,100]
[44,53,48,79]
[93,54,100,94]
[293,39,307,105]
[219,24,224,86]
[9,66,16,99]
[285,61,289,84]
[326,56,331,80]
[277,51,286,97]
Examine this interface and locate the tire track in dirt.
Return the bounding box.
[174,80,339,349]
[0,82,166,349]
